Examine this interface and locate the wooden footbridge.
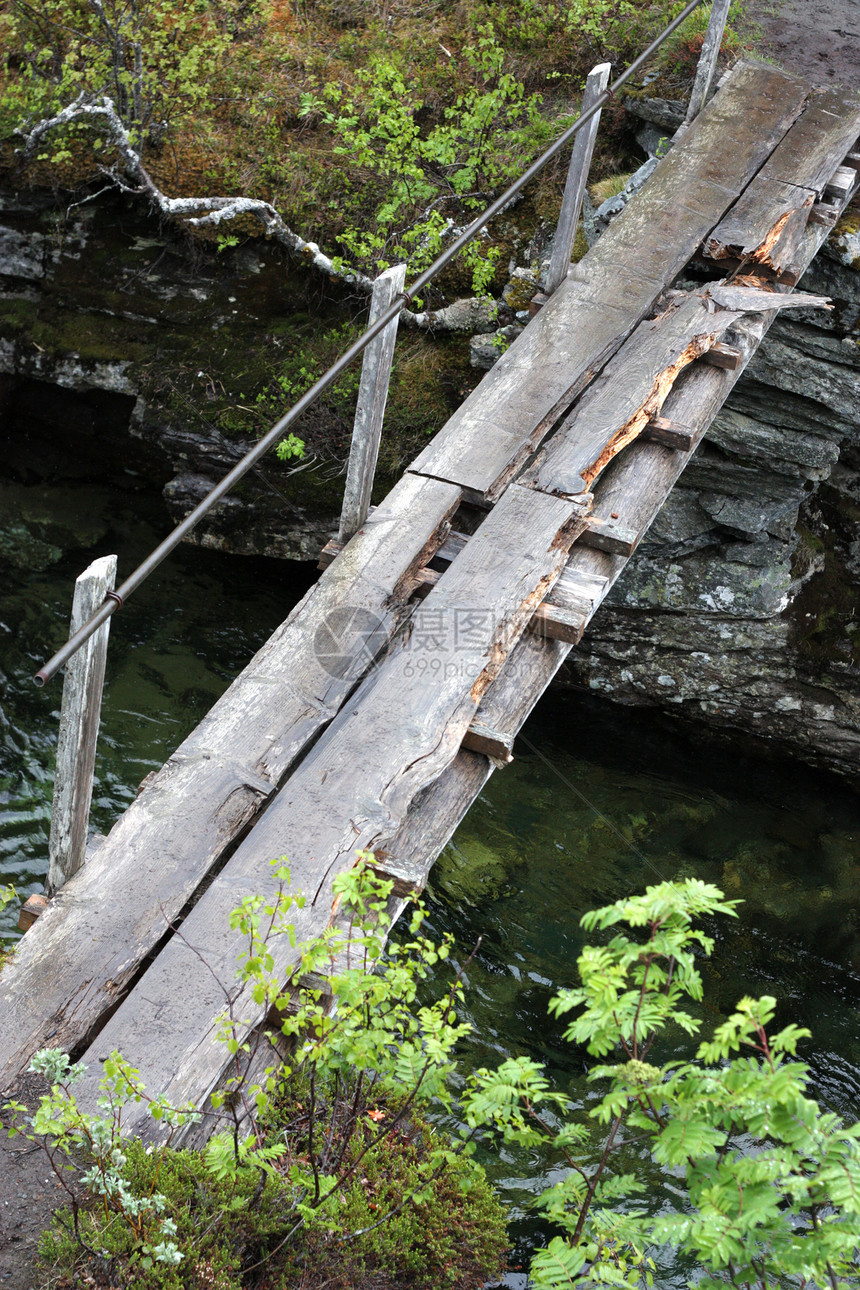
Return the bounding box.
[2,59,860,1140]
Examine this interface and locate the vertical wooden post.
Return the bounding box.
[338,262,408,544]
[46,554,117,896]
[684,0,731,124]
[545,63,611,297]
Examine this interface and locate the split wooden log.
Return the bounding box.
[703,86,860,279]
[0,472,461,1090]
[523,293,741,501]
[70,484,590,1137]
[408,62,810,503]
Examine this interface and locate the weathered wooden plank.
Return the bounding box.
[546,63,611,296]
[46,554,117,896]
[702,341,742,370]
[0,471,461,1090]
[684,0,732,124]
[523,294,741,500]
[408,62,810,503]
[703,87,860,275]
[71,485,588,1135]
[338,263,407,543]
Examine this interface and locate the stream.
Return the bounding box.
[1,453,858,1286]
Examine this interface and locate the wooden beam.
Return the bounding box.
[545,63,611,296]
[0,472,462,1090]
[824,165,857,200]
[523,293,741,500]
[338,264,407,543]
[640,416,696,451]
[703,342,742,370]
[17,895,48,933]
[684,0,732,124]
[46,554,117,897]
[70,484,590,1137]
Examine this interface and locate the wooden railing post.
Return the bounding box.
[545,63,611,297]
[46,554,117,895]
[338,262,408,543]
[684,0,731,124]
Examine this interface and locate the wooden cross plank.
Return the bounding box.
[523,293,741,501]
[408,62,810,504]
[0,471,461,1090]
[703,86,860,277]
[70,484,589,1135]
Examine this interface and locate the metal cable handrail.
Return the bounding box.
[35,0,705,685]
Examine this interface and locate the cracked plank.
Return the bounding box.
[0,471,461,1091]
[703,86,860,277]
[522,294,741,500]
[70,484,589,1135]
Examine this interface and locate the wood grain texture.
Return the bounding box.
[338,263,407,542]
[71,485,587,1135]
[409,62,810,502]
[523,294,740,500]
[0,472,460,1091]
[545,63,611,296]
[704,86,860,274]
[46,555,117,896]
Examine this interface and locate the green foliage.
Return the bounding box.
[0,882,16,972]
[312,28,564,287]
[461,880,860,1289]
[0,0,258,153]
[13,857,506,1288]
[12,870,855,1290]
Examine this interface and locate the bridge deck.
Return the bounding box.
[2,61,859,1138]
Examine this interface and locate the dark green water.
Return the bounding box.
[0,479,314,941]
[1,468,859,1286]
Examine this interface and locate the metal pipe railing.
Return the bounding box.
[35,0,705,686]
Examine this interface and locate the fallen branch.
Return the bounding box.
[14,94,502,331]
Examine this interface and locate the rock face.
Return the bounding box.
[562,230,860,778]
[0,189,392,561]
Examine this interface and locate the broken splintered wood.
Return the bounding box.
[524,293,741,500]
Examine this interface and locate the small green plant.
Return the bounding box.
[5,1048,199,1270]
[461,880,860,1289]
[275,432,306,461]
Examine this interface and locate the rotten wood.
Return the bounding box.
[703,85,860,277]
[0,472,461,1091]
[408,62,810,503]
[523,293,740,500]
[71,485,589,1136]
